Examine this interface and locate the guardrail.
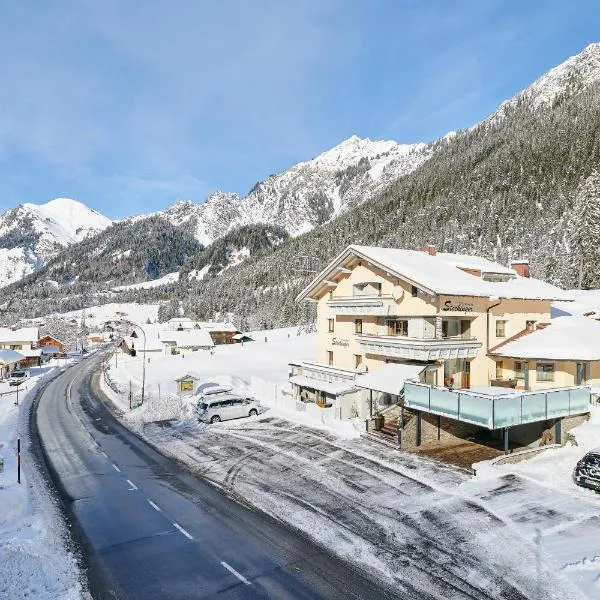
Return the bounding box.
[404,381,591,430]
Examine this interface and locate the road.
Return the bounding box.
[34,356,395,600]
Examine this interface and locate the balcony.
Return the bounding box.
[357,333,481,361]
[404,381,591,429]
[327,295,398,317]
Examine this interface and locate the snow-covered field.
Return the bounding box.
[49,302,160,329]
[0,363,83,600]
[100,326,600,599]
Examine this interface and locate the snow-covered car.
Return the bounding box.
[197,394,261,424]
[8,370,29,386]
[573,449,600,492]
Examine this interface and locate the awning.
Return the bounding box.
[289,375,356,396]
[355,363,427,395]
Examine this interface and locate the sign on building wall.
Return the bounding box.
[441,300,474,313]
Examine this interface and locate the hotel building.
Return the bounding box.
[291,245,594,446]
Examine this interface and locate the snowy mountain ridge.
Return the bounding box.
[490,42,600,123]
[0,198,112,287]
[153,135,432,245]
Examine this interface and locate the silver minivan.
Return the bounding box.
[197,394,261,424]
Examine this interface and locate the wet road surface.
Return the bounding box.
[34,357,396,599]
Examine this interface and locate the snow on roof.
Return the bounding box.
[160,329,215,348]
[197,322,239,332]
[289,375,356,396]
[0,349,24,365]
[297,245,573,302]
[0,327,39,343]
[493,316,600,361]
[355,363,426,395]
[436,252,516,275]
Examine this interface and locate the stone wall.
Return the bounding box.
[400,412,479,449]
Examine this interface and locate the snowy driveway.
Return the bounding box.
[142,414,593,600]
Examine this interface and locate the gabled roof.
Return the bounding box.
[296,245,573,302]
[491,316,600,361]
[0,327,39,343]
[0,349,24,365]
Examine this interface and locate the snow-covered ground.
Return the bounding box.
[465,406,600,596]
[49,302,160,329]
[101,326,359,435]
[0,362,84,600]
[99,326,600,598]
[111,272,179,292]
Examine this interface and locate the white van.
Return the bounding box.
[197,394,261,424]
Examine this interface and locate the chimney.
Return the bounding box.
[511,259,530,278]
[422,244,436,257]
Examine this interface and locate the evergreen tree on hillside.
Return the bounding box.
[570,170,600,287]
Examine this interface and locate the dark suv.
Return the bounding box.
[573,450,600,492]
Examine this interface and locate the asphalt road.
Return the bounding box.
[34,356,396,600]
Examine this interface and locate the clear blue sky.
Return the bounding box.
[0,0,598,218]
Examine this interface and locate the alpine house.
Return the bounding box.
[293,244,594,451]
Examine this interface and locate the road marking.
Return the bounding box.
[221,561,251,585]
[173,522,193,540]
[148,500,161,512]
[100,450,108,458]
[112,463,121,472]
[126,479,138,490]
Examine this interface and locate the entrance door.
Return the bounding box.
[576,362,588,385]
[464,360,471,389]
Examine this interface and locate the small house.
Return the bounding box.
[38,335,65,355]
[0,349,25,379]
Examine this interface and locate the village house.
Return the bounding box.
[293,244,593,449]
[0,327,41,367]
[38,335,65,357]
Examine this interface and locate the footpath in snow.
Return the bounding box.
[0,362,84,600]
[100,327,599,599]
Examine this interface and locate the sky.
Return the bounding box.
[0,0,598,218]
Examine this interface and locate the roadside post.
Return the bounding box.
[17,438,20,484]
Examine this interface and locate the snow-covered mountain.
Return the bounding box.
[0,198,112,287]
[490,42,600,124]
[154,136,431,245]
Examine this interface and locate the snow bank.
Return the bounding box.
[0,362,84,599]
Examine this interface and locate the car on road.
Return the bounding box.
[9,370,29,386]
[573,449,600,492]
[197,394,261,424]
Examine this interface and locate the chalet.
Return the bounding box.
[0,349,25,378]
[38,335,65,356]
[294,244,593,450]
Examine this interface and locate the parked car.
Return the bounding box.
[197,394,261,424]
[573,449,600,492]
[9,370,29,386]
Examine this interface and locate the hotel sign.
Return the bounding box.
[332,337,350,347]
[442,300,474,313]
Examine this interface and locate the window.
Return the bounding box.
[526,320,536,331]
[387,319,408,336]
[536,363,554,382]
[353,282,382,297]
[10,344,21,350]
[328,318,335,333]
[514,361,525,380]
[496,361,503,379]
[354,318,363,334]
[354,354,363,368]
[327,351,334,366]
[411,285,418,297]
[496,320,507,337]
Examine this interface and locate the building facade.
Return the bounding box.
[293,244,589,423]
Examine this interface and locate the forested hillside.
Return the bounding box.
[2,45,600,329]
